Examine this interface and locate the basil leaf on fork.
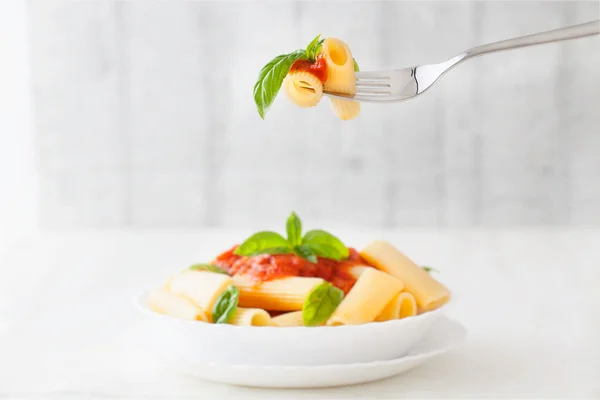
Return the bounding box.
[253,50,305,119]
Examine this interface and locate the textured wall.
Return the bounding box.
[29,0,600,228]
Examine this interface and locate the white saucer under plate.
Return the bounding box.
[161,316,467,388]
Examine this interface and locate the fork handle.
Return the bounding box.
[464,20,599,60]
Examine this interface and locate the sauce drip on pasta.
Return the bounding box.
[289,55,328,84]
[214,247,371,294]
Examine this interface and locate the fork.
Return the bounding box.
[324,20,599,103]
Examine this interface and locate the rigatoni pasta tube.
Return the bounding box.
[322,38,360,120]
[283,71,323,108]
[375,292,417,322]
[397,292,418,318]
[327,268,403,326]
[234,275,325,311]
[271,311,305,327]
[169,271,233,320]
[147,288,208,321]
[360,241,451,311]
[229,308,273,326]
[346,265,371,280]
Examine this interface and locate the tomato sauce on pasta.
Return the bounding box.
[289,56,328,84]
[214,246,371,294]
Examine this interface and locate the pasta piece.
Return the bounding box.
[322,38,360,120]
[360,241,451,311]
[169,270,233,321]
[233,275,324,311]
[271,311,305,327]
[283,71,323,108]
[346,265,371,279]
[397,292,418,318]
[147,288,208,321]
[328,96,361,121]
[375,292,418,322]
[271,310,329,327]
[327,268,403,326]
[229,308,273,326]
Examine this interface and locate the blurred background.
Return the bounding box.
[1,3,599,394]
[1,0,599,237]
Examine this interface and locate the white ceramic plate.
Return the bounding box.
[135,290,447,366]
[160,316,466,388]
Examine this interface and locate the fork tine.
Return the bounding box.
[323,90,400,103]
[324,93,397,103]
[352,94,398,103]
[356,81,390,88]
[355,71,390,80]
[356,87,391,94]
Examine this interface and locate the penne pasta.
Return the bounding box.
[327,268,403,326]
[375,292,418,322]
[271,311,305,327]
[283,71,323,108]
[148,288,208,321]
[322,38,360,120]
[229,308,273,326]
[360,241,451,311]
[169,270,233,321]
[233,275,325,311]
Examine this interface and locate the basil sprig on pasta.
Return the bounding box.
[234,212,349,263]
[212,286,240,324]
[305,34,324,61]
[422,266,439,274]
[303,281,344,326]
[253,34,359,119]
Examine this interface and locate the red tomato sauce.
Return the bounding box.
[289,56,328,84]
[213,246,372,294]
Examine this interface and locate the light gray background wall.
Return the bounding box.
[29,0,600,229]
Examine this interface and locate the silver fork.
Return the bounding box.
[324,20,599,103]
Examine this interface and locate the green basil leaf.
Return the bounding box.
[302,229,349,260]
[286,211,303,247]
[234,231,292,256]
[212,286,240,324]
[189,263,229,275]
[303,243,344,261]
[302,282,344,326]
[253,50,305,119]
[314,38,325,57]
[353,58,359,72]
[305,34,321,61]
[294,244,317,263]
[245,246,293,257]
[422,266,439,274]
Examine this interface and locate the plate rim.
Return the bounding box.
[161,316,467,370]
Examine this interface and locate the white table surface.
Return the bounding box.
[1,229,599,399]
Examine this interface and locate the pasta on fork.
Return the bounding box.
[254,35,360,120]
[147,212,451,327]
[321,38,361,120]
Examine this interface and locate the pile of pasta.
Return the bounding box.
[148,241,450,327]
[283,38,360,120]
